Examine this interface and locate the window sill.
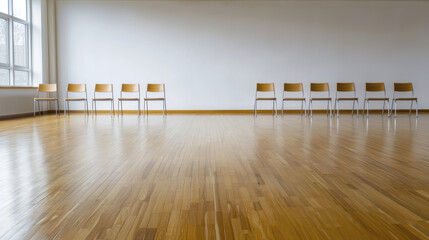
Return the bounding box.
[0,86,38,90]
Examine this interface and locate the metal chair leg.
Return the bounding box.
[362,100,366,117]
[56,100,59,116]
[356,100,359,118]
[304,100,307,117]
[416,100,419,117]
[387,100,390,118]
[33,100,36,117]
[395,100,397,118]
[310,100,313,117]
[366,101,369,118]
[275,101,277,117]
[409,101,413,116]
[300,101,303,116]
[336,100,339,117]
[281,100,284,117]
[254,100,257,117]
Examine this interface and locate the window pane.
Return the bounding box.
[0,0,7,14]
[13,22,27,67]
[0,68,9,85]
[13,0,26,20]
[14,70,28,86]
[0,19,8,64]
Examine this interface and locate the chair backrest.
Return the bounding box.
[38,84,57,93]
[95,84,113,92]
[257,83,275,92]
[310,83,329,98]
[394,83,413,92]
[67,84,86,92]
[365,82,385,92]
[284,83,303,92]
[310,83,329,92]
[147,84,165,92]
[337,82,355,92]
[122,84,140,92]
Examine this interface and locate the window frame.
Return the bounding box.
[0,0,31,87]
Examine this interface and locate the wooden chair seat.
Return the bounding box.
[283,98,305,101]
[65,98,86,101]
[256,97,276,100]
[337,97,358,101]
[311,98,332,101]
[366,98,389,101]
[119,98,140,101]
[34,98,57,101]
[93,98,113,101]
[144,98,165,101]
[394,98,417,101]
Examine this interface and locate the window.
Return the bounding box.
[0,0,30,86]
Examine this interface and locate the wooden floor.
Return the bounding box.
[0,113,428,239]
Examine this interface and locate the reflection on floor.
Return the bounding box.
[0,114,427,239]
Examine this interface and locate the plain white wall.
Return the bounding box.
[56,0,429,111]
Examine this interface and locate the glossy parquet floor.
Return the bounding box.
[0,113,428,239]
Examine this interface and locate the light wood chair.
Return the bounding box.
[308,83,332,117]
[144,84,166,116]
[282,83,306,117]
[334,82,359,117]
[34,84,59,117]
[363,82,390,118]
[64,84,88,116]
[254,83,277,117]
[92,84,114,116]
[118,84,141,116]
[391,83,418,118]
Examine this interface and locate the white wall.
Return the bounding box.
[56,0,429,110]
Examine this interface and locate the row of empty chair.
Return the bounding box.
[34,83,166,117]
[254,82,418,117]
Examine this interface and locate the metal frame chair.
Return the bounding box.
[144,84,166,117]
[34,84,59,117]
[92,84,115,116]
[64,84,88,116]
[254,83,277,117]
[282,83,306,117]
[334,82,359,118]
[363,82,390,118]
[308,83,332,117]
[118,84,141,116]
[391,83,418,118]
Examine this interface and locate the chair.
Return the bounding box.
[254,83,277,117]
[144,84,166,116]
[391,83,418,118]
[118,84,141,116]
[282,83,306,117]
[308,83,332,117]
[92,84,114,116]
[34,84,59,117]
[64,84,88,116]
[363,83,390,118]
[334,82,359,117]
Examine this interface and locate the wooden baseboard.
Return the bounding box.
[0,111,52,120]
[58,109,427,115]
[1,109,426,120]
